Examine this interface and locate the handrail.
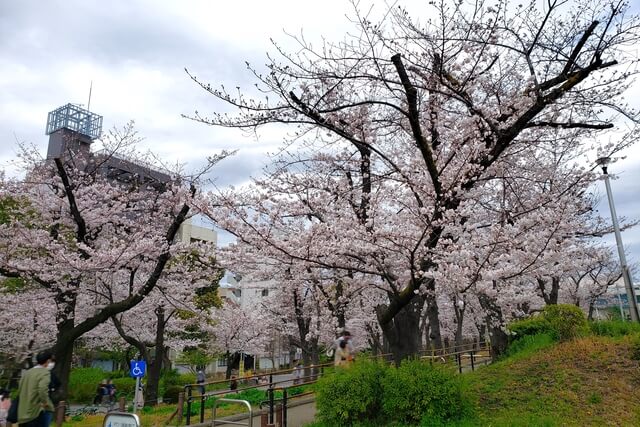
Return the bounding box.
[212,398,253,427]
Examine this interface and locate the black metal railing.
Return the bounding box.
[183,342,491,425]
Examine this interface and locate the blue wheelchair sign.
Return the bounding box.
[130,360,146,378]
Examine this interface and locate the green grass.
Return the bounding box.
[460,335,640,426]
[589,319,640,337]
[307,324,640,426]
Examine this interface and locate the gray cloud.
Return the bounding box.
[1,0,639,259]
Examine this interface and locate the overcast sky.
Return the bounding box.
[1,0,639,265]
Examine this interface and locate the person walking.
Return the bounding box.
[17,349,55,427]
[334,330,355,365]
[334,340,352,366]
[0,388,11,427]
[104,379,116,405]
[196,369,206,395]
[44,362,61,427]
[292,363,302,385]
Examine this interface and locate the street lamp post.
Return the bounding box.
[596,156,639,322]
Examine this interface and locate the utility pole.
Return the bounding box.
[596,157,639,322]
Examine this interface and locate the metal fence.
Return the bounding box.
[182,341,491,426]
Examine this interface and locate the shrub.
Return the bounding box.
[507,316,551,340]
[506,333,556,358]
[177,372,197,385]
[288,386,305,397]
[542,304,588,341]
[68,368,107,403]
[224,388,267,405]
[112,377,135,399]
[163,385,184,403]
[381,359,469,424]
[314,359,386,425]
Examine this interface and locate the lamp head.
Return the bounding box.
[596,156,611,174]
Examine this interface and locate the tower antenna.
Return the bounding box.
[87,81,93,111]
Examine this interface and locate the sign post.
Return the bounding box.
[129,360,146,414]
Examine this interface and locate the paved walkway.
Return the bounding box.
[187,397,316,427]
[213,400,316,427]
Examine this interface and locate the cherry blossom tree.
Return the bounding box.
[0,125,231,395]
[192,0,640,362]
[208,300,271,379]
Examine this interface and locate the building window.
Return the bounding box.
[217,358,227,367]
[261,289,269,297]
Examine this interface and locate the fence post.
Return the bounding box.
[282,388,288,427]
[457,353,462,374]
[185,385,192,426]
[470,351,475,371]
[199,391,205,424]
[55,401,65,427]
[177,392,184,425]
[268,385,275,425]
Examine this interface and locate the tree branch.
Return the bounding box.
[525,121,613,129]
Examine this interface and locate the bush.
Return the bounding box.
[177,372,197,385]
[314,359,386,425]
[506,333,556,358]
[68,368,107,403]
[507,316,551,340]
[224,388,267,405]
[542,304,588,341]
[163,385,184,403]
[112,377,135,399]
[381,359,469,425]
[590,320,640,337]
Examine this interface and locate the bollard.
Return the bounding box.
[119,396,126,411]
[276,404,283,426]
[177,392,184,425]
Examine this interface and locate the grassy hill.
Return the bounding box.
[464,335,640,426]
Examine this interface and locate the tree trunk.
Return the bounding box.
[477,291,508,360]
[423,321,431,352]
[588,301,595,321]
[364,322,384,356]
[51,333,74,402]
[537,277,560,305]
[225,352,239,379]
[145,306,165,406]
[52,303,77,400]
[377,294,425,365]
[454,304,465,349]
[477,322,487,349]
[424,286,443,350]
